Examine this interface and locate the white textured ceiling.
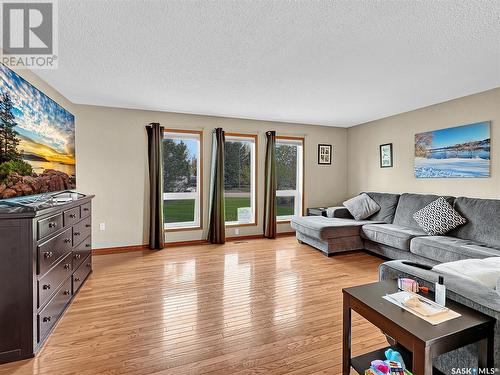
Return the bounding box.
[37,0,500,127]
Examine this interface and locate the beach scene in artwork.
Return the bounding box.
[0,64,76,198]
[414,122,490,178]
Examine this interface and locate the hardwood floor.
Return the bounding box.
[0,237,387,375]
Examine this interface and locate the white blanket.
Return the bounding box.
[433,257,500,290]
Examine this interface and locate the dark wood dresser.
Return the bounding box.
[0,192,94,364]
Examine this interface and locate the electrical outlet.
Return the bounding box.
[234,228,240,235]
[99,222,106,231]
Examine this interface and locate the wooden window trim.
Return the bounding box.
[275,135,305,222]
[224,132,258,227]
[163,129,204,233]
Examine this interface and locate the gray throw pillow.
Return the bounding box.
[343,193,381,220]
[413,197,467,235]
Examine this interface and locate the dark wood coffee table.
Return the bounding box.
[342,280,495,375]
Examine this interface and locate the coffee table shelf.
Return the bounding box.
[350,344,445,375]
[351,344,411,374]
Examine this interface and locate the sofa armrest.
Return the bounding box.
[326,206,353,219]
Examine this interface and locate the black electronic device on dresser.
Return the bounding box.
[0,191,94,364]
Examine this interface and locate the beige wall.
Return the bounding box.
[347,88,500,199]
[6,69,348,249]
[14,68,500,249]
[74,105,347,248]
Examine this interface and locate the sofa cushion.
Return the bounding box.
[449,197,500,249]
[413,197,467,235]
[410,236,500,263]
[363,192,400,223]
[361,223,427,251]
[343,193,380,220]
[433,257,500,289]
[393,193,455,229]
[291,216,375,240]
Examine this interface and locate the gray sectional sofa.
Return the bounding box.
[292,192,500,370]
[291,192,500,263]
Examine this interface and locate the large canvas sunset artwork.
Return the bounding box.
[0,64,76,198]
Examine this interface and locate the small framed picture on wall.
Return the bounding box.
[379,143,393,168]
[318,144,332,165]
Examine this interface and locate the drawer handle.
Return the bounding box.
[74,277,80,282]
[48,222,57,228]
[42,284,51,290]
[75,253,81,259]
[74,232,81,236]
[85,244,91,248]
[64,238,71,243]
[63,290,71,295]
[44,251,53,258]
[83,208,89,211]
[64,263,71,270]
[42,316,51,322]
[69,214,76,218]
[86,263,91,268]
[85,224,91,228]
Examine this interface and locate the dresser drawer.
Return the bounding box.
[80,202,91,218]
[72,217,91,247]
[73,236,91,270]
[38,277,72,343]
[37,227,73,276]
[63,206,80,227]
[38,253,73,308]
[73,255,92,294]
[37,213,63,240]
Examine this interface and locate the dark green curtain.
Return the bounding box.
[146,123,165,249]
[208,128,226,244]
[263,131,277,239]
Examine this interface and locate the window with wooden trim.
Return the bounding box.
[163,130,202,230]
[224,134,257,225]
[276,137,303,221]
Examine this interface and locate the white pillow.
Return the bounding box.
[433,257,500,289]
[343,193,380,220]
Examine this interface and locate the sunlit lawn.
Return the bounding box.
[164,197,294,223]
[164,199,195,223]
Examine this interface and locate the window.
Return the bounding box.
[224,134,257,225]
[276,137,303,221]
[163,130,202,230]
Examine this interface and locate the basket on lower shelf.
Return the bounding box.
[352,345,444,375]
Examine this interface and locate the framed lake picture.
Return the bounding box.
[379,143,393,168]
[414,121,490,178]
[318,144,332,165]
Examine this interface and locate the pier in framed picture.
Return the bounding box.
[318,144,332,165]
[379,143,393,168]
[414,121,490,178]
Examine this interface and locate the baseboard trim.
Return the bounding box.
[93,231,296,255]
[226,231,295,242]
[165,239,209,247]
[92,244,150,255]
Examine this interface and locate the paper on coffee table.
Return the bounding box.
[383,291,461,325]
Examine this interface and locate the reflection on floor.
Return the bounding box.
[0,236,386,375]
